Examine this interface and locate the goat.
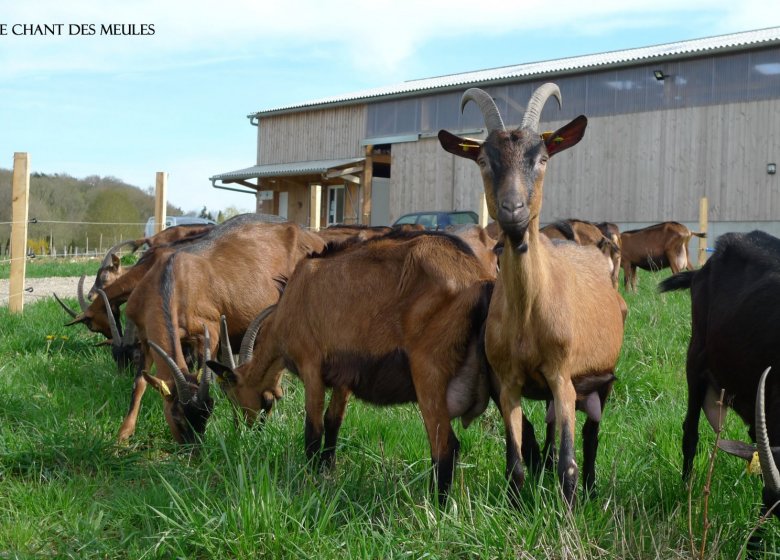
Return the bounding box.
[207,229,495,504]
[658,230,780,520]
[119,215,325,443]
[85,224,214,301]
[620,221,705,291]
[540,219,621,288]
[438,84,626,506]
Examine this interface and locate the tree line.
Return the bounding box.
[0,170,184,256]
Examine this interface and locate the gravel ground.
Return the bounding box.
[0,276,83,307]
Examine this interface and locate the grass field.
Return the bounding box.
[0,264,778,559]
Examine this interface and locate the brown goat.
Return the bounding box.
[620,221,705,291]
[439,84,626,506]
[118,215,325,443]
[85,224,214,301]
[207,229,495,504]
[540,219,621,288]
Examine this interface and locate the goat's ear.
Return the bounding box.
[717,439,756,461]
[143,372,173,399]
[206,360,239,387]
[438,130,481,161]
[544,115,587,157]
[111,254,121,269]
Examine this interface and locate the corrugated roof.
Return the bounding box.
[252,26,780,117]
[210,157,365,183]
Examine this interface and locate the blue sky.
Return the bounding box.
[0,0,777,214]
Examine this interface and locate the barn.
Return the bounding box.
[210,27,780,257]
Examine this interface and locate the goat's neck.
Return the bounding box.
[499,219,551,311]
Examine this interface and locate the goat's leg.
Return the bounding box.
[550,376,578,507]
[303,374,326,468]
[493,384,544,477]
[416,395,459,506]
[499,385,525,505]
[582,381,614,499]
[682,374,707,481]
[321,387,351,468]
[117,350,151,441]
[542,399,557,470]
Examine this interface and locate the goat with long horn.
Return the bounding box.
[439,84,626,506]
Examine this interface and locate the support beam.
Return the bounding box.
[698,196,708,265]
[154,172,168,235]
[309,183,322,231]
[478,192,489,228]
[361,145,374,225]
[9,152,30,314]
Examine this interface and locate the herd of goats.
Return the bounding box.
[52,84,779,537]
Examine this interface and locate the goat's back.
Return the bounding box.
[688,230,780,430]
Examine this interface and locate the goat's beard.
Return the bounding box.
[500,223,529,254]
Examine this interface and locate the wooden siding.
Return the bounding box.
[391,99,780,225]
[258,106,367,164]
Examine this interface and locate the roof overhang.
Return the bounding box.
[210,157,366,193]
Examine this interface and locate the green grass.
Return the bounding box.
[0,270,778,559]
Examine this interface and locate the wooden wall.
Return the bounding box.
[392,98,780,225]
[258,105,367,164]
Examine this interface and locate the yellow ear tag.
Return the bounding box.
[158,380,171,397]
[196,368,203,383]
[748,451,762,475]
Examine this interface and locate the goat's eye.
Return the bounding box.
[477,158,488,169]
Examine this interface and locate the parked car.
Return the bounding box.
[144,216,216,238]
[392,210,479,230]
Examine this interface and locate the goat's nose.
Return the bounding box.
[500,199,526,221]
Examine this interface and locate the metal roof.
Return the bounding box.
[251,26,780,117]
[210,157,365,184]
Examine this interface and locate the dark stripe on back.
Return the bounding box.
[161,253,177,353]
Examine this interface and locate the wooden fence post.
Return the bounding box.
[154,172,168,235]
[9,152,30,313]
[698,196,708,266]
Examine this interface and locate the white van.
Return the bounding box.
[144,216,216,239]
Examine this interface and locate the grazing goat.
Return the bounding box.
[207,229,495,504]
[86,224,214,301]
[438,84,626,506]
[540,219,621,288]
[119,215,325,443]
[621,221,705,291]
[659,230,780,520]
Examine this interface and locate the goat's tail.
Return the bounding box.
[691,231,707,238]
[658,270,695,293]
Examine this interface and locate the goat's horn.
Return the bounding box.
[77,275,89,311]
[239,305,276,365]
[101,239,139,268]
[460,88,505,133]
[521,83,562,131]
[53,292,79,318]
[97,289,121,344]
[149,341,194,404]
[757,366,780,493]
[198,324,212,402]
[219,315,236,370]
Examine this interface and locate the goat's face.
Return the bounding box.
[66,306,114,339]
[87,256,123,301]
[207,360,282,426]
[477,129,548,248]
[144,368,214,445]
[439,119,587,251]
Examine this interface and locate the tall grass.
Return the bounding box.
[0,270,777,559]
